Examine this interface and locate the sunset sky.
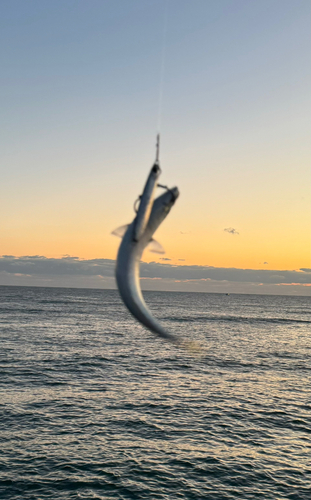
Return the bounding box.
[1,0,310,294]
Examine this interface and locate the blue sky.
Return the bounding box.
[1,0,310,293]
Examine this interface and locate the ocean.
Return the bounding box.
[0,286,310,499]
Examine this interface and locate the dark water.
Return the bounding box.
[0,286,310,499]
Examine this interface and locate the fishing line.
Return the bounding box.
[156,0,169,135]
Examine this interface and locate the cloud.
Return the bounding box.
[178,259,185,261]
[278,283,311,287]
[1,255,310,287]
[160,257,171,261]
[264,262,268,265]
[224,227,239,235]
[0,255,115,277]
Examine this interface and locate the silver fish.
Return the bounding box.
[113,146,196,348]
[114,185,182,345]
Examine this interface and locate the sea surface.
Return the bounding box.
[0,286,310,500]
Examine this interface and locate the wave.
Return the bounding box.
[162,315,311,325]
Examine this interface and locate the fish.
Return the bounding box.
[112,142,197,350]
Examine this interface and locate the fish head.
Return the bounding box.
[142,186,179,242]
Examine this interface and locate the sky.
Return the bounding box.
[1,0,310,295]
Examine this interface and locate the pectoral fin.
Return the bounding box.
[111,224,129,238]
[147,239,165,254]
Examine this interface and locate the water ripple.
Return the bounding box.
[0,287,310,499]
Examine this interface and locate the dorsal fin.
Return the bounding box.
[111,224,129,238]
[146,238,165,254]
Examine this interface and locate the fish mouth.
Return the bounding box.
[169,187,179,202]
[152,163,161,174]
